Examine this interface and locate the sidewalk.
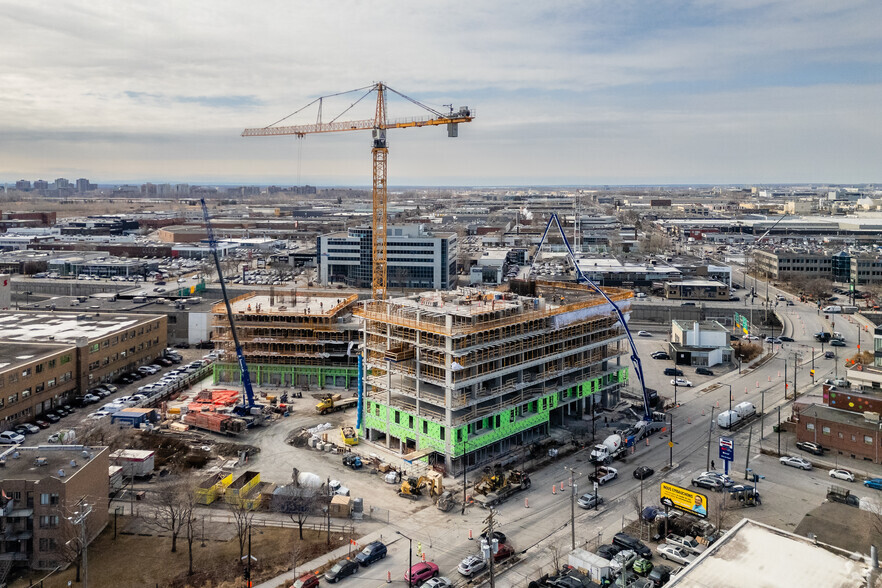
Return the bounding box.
[253,526,398,588]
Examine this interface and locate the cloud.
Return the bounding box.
[0,0,880,183]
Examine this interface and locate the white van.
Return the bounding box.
[823,305,842,314]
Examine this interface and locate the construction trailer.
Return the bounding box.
[358,282,631,473]
[109,449,156,478]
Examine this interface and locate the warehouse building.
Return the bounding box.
[357,281,630,473]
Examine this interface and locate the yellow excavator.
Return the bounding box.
[398,471,443,500]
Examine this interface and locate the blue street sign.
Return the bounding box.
[719,436,734,462]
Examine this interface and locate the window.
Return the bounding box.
[35,364,43,374]
[8,393,17,404]
[408,415,414,429]
[39,538,57,552]
[40,493,59,505]
[374,404,379,417]
[394,411,400,424]
[21,387,31,398]
[48,359,56,368]
[806,423,815,431]
[422,421,428,434]
[440,426,445,441]
[60,355,70,365]
[495,414,501,428]
[89,343,100,353]
[821,426,831,436]
[866,435,874,445]
[21,368,31,377]
[39,515,59,528]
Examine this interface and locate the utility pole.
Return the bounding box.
[484,509,497,588]
[68,502,92,588]
[760,386,766,440]
[777,407,781,454]
[784,359,788,399]
[793,353,798,400]
[564,467,579,550]
[744,425,753,478]
[245,524,252,588]
[706,407,715,471]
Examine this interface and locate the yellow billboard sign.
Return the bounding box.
[660,482,708,519]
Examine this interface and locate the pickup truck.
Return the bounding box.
[664,533,707,555]
[588,466,618,486]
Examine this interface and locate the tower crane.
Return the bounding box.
[242,82,474,300]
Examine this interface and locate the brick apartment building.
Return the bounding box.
[0,445,109,575]
[0,311,167,429]
[796,404,882,464]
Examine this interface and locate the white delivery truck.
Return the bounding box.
[717,410,740,429]
[733,402,756,419]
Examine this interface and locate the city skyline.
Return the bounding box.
[1,1,880,185]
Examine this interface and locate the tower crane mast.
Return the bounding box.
[242,82,474,299]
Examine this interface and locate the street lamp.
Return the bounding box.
[723,383,733,413]
[667,413,674,468]
[397,531,413,588]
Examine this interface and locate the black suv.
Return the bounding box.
[324,559,359,583]
[354,541,387,566]
[612,532,652,559]
[696,367,714,376]
[663,368,683,377]
[796,441,824,456]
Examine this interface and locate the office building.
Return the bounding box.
[670,320,732,367]
[357,282,631,473]
[664,280,729,301]
[317,225,457,290]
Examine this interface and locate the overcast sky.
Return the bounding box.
[1,1,880,186]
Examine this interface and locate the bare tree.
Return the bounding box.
[228,497,256,559]
[281,487,319,541]
[147,478,193,553]
[548,540,564,575]
[77,421,132,450]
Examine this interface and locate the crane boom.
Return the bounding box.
[532,213,654,421]
[200,198,258,415]
[242,82,473,299]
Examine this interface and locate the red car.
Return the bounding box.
[494,543,514,562]
[405,562,439,584]
[292,573,319,588]
[34,420,50,429]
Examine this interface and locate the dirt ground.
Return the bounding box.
[9,518,347,588]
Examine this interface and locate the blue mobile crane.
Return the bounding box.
[530,213,655,422]
[199,198,262,417]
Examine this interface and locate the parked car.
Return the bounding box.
[609,549,638,574]
[780,336,794,342]
[355,541,387,566]
[824,351,835,359]
[324,559,359,583]
[691,476,723,491]
[480,531,507,545]
[830,339,846,347]
[43,412,60,423]
[578,493,604,509]
[0,430,25,444]
[864,478,882,491]
[100,383,119,393]
[670,378,693,387]
[405,562,439,584]
[633,558,654,575]
[647,564,673,586]
[779,455,812,470]
[16,423,40,435]
[796,441,824,456]
[633,466,654,480]
[695,367,714,376]
[292,573,320,588]
[34,419,50,429]
[663,368,683,377]
[637,331,652,337]
[493,542,514,562]
[422,578,452,588]
[698,471,734,487]
[765,337,782,344]
[596,544,622,560]
[54,407,69,417]
[829,469,855,482]
[612,533,652,559]
[651,352,670,360]
[457,554,487,577]
[656,544,695,565]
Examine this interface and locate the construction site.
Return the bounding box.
[358,280,632,474]
[210,290,361,390]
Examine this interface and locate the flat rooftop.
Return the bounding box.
[668,518,871,588]
[0,311,159,343]
[0,342,75,372]
[226,292,357,318]
[667,279,727,287]
[390,289,531,319]
[0,446,106,482]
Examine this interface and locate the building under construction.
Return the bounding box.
[357,280,631,474]
[211,291,361,389]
